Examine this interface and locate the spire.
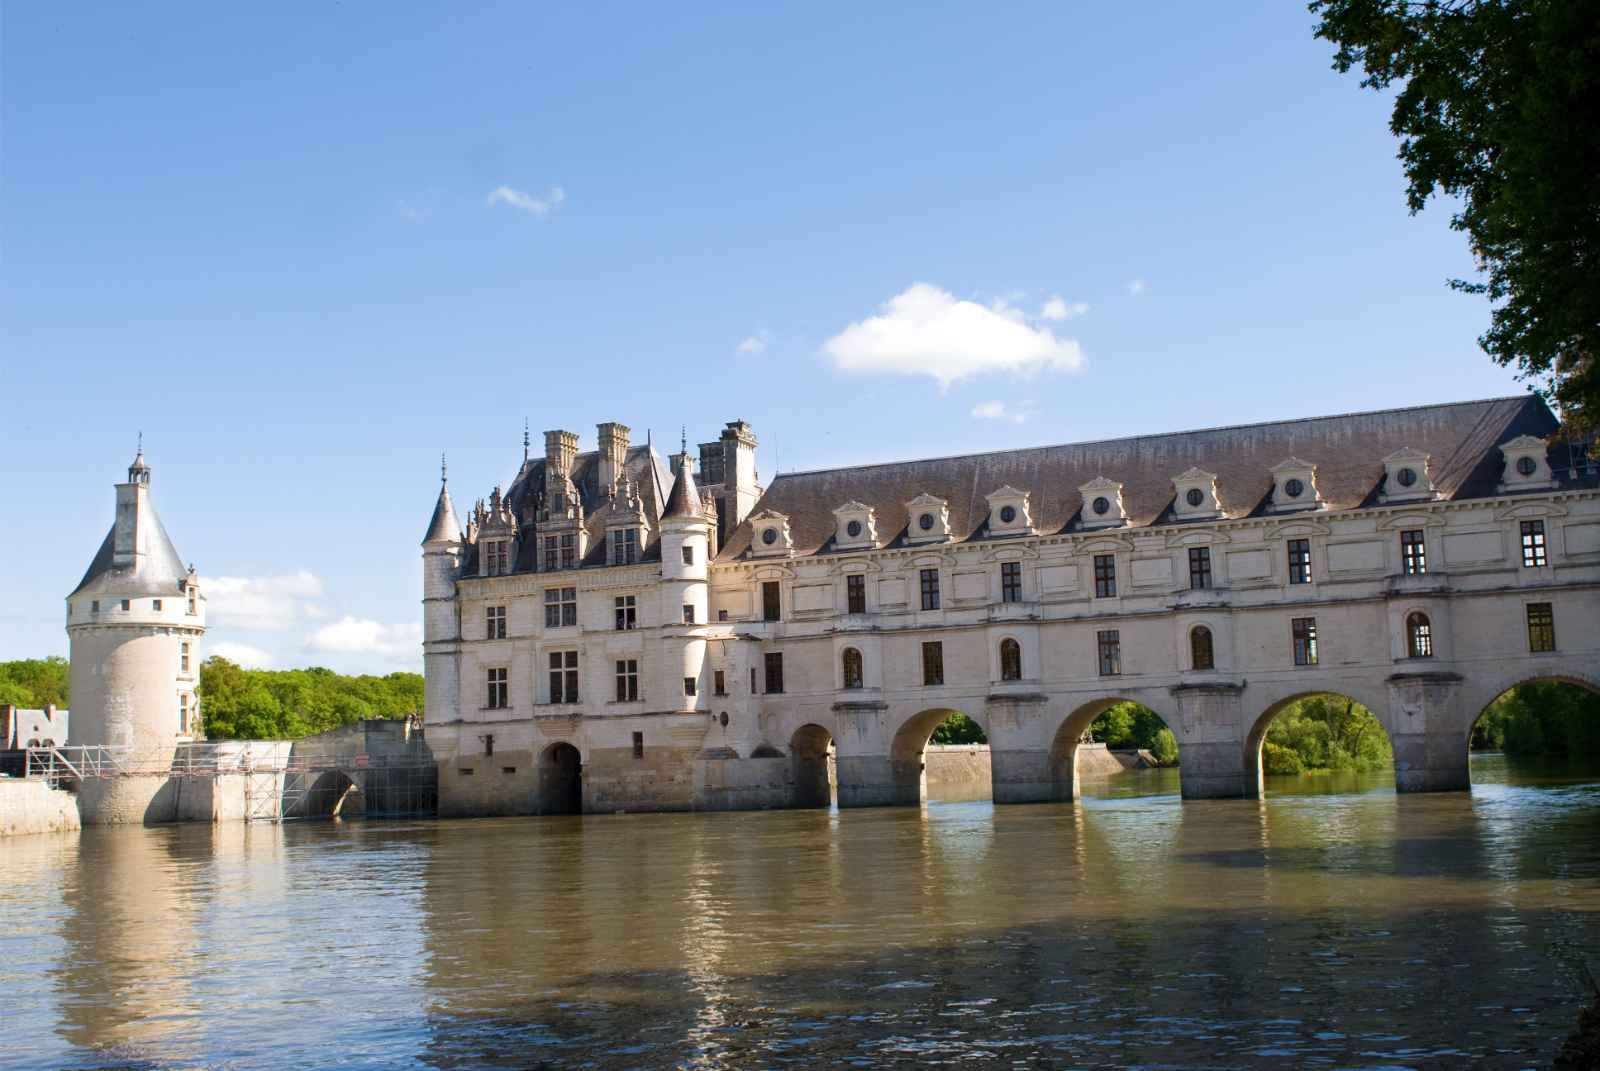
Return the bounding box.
[423,455,462,545]
[662,453,704,521]
[523,420,530,463]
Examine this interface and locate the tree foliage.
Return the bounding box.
[1471,680,1600,757]
[930,711,987,745]
[197,657,423,740]
[1310,0,1600,429]
[0,657,70,708]
[1088,702,1179,765]
[1263,695,1392,773]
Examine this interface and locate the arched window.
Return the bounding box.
[1407,612,1433,658]
[999,638,1022,681]
[1190,626,1215,671]
[841,647,864,690]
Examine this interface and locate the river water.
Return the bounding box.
[3,755,1597,1070]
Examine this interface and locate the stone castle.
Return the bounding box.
[422,396,1599,816]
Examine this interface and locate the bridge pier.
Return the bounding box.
[835,754,914,808]
[990,749,1066,805]
[1388,672,1471,793]
[1177,742,1255,799]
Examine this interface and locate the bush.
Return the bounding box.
[1151,727,1179,766]
[1262,741,1305,775]
[1472,682,1600,757]
[1263,695,1391,772]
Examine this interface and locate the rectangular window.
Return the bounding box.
[560,533,576,570]
[633,731,644,759]
[1401,530,1428,576]
[121,599,130,611]
[750,666,758,694]
[714,669,726,696]
[615,659,639,702]
[1521,520,1547,568]
[1093,555,1116,598]
[921,641,944,686]
[1526,603,1555,652]
[614,595,636,631]
[846,574,866,614]
[682,604,695,624]
[484,541,509,576]
[1292,617,1318,666]
[178,693,191,734]
[1000,561,1022,603]
[486,667,509,709]
[484,734,494,757]
[920,568,941,610]
[544,587,577,628]
[684,676,697,697]
[1288,539,1312,585]
[180,642,190,673]
[1189,547,1212,590]
[544,536,559,572]
[612,527,639,566]
[1097,630,1121,676]
[187,592,196,615]
[92,600,99,613]
[152,599,162,612]
[486,605,507,640]
[682,545,694,566]
[762,581,781,621]
[548,651,579,703]
[764,652,784,694]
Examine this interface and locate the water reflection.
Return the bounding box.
[2,757,1596,1070]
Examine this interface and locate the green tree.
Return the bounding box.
[1310,0,1600,429]
[1263,695,1392,772]
[0,657,71,708]
[930,711,987,745]
[197,657,423,741]
[1088,702,1179,764]
[1473,681,1600,757]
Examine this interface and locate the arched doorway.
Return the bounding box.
[889,708,991,805]
[790,724,835,808]
[1245,692,1393,797]
[538,742,583,815]
[1048,698,1179,801]
[1469,677,1600,785]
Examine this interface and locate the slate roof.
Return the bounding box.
[422,483,461,545]
[662,458,703,520]
[718,395,1569,560]
[71,510,190,598]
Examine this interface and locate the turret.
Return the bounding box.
[66,445,205,823]
[422,456,463,729]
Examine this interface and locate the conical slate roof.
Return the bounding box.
[422,482,462,544]
[70,496,189,598]
[661,457,704,521]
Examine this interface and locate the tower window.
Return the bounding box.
[682,545,694,566]
[714,669,726,696]
[1292,617,1318,666]
[846,574,866,614]
[187,591,197,615]
[920,568,941,610]
[121,600,130,611]
[615,659,639,701]
[1406,612,1433,658]
[922,641,944,686]
[1190,626,1214,670]
[1189,547,1212,590]
[999,638,1022,681]
[1001,562,1022,603]
[178,693,192,734]
[1288,539,1313,584]
[152,599,162,612]
[1093,555,1116,598]
[614,595,637,631]
[1526,603,1555,652]
[486,667,509,709]
[544,587,577,628]
[486,605,507,640]
[1401,530,1428,575]
[1520,520,1547,567]
[180,642,191,673]
[683,604,696,624]
[92,601,99,613]
[549,651,579,703]
[684,676,697,697]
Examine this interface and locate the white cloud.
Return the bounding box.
[305,617,423,660]
[205,572,324,631]
[486,185,565,216]
[1128,278,1147,296]
[737,330,770,354]
[823,283,1086,389]
[1040,296,1089,321]
[971,400,1030,424]
[207,641,276,669]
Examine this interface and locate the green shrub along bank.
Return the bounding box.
[1471,681,1600,759]
[198,658,423,740]
[1260,695,1392,776]
[0,657,70,709]
[1088,703,1179,766]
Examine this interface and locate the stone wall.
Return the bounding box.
[924,744,992,801]
[0,779,82,837]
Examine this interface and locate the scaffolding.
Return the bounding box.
[23,742,437,822]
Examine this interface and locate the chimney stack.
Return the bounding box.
[544,429,580,480]
[597,422,630,491]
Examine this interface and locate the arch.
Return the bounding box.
[303,770,358,819]
[889,707,991,805]
[1047,697,1179,800]
[999,638,1022,682]
[1244,690,1394,797]
[1405,611,1433,659]
[1467,675,1600,772]
[1189,626,1214,671]
[537,742,583,815]
[841,647,864,690]
[790,723,836,808]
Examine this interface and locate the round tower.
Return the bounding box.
[66,447,205,824]
[659,451,711,710]
[421,456,463,729]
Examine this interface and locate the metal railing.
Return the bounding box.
[23,743,435,783]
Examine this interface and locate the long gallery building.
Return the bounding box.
[421,397,1600,816]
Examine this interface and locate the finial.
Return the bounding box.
[441,452,448,485]
[680,426,687,454]
[523,419,530,462]
[137,431,143,454]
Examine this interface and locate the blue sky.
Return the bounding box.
[1,2,1525,674]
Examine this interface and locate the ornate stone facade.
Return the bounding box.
[422,398,1600,815]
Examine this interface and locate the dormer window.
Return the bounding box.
[1497,435,1554,492]
[1380,448,1437,504]
[904,493,951,544]
[1269,458,1323,513]
[1078,477,1126,529]
[1172,468,1221,520]
[612,527,639,565]
[749,510,794,557]
[984,486,1032,536]
[832,501,877,550]
[482,540,511,577]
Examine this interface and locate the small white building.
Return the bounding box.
[1,704,68,749]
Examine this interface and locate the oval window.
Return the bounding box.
[999,505,1017,524]
[1092,496,1110,516]
[1397,467,1417,487]
[1284,478,1304,499]
[846,519,862,538]
[919,512,935,531]
[1186,488,1205,507]
[1516,455,1538,476]
[761,528,778,545]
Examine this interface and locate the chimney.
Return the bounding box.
[597,422,630,491]
[719,420,760,529]
[544,429,579,479]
